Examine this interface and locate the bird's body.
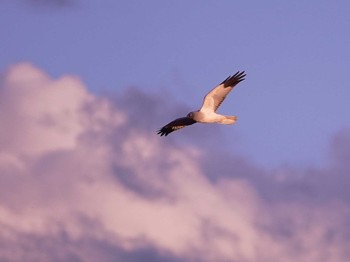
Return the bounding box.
[191,111,237,124]
[157,71,246,136]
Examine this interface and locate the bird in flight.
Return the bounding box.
[157,71,246,136]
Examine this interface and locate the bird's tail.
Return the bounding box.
[219,115,237,125]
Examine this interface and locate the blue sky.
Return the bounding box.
[1,0,350,167]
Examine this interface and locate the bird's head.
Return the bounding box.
[187,112,194,119]
[187,111,199,119]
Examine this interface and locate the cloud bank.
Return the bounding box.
[0,63,349,262]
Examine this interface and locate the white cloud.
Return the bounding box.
[0,63,125,157]
[0,63,349,262]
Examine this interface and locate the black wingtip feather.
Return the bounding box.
[221,71,246,87]
[157,117,196,137]
[157,127,171,136]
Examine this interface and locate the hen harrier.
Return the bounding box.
[157,71,246,136]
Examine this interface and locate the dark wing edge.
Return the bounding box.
[220,71,246,88]
[157,117,196,136]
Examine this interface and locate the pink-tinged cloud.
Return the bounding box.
[0,63,350,262]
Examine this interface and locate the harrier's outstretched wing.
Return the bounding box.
[157,117,196,136]
[200,71,246,113]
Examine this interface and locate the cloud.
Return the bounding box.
[0,63,350,262]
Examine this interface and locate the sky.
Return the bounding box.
[1,1,350,262]
[1,0,350,167]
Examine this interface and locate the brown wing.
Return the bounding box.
[157,117,196,136]
[200,71,246,113]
